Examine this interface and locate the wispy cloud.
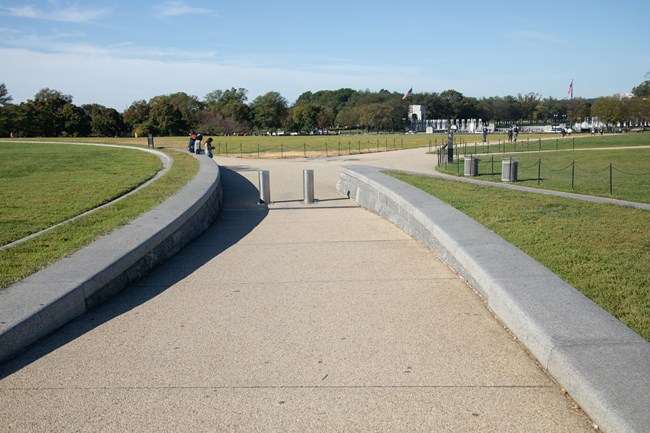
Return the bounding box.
[156,1,217,18]
[5,6,39,18]
[1,3,111,23]
[1,29,217,61]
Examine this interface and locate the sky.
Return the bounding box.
[1,0,649,111]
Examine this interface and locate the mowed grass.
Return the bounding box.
[0,142,162,246]
[390,172,650,341]
[13,132,616,158]
[0,143,199,289]
[438,134,650,203]
[453,130,650,154]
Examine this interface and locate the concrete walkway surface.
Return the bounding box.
[0,148,600,432]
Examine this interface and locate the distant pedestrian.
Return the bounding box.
[205,137,214,158]
[513,125,519,143]
[194,133,203,154]
[188,132,197,153]
[482,126,488,143]
[507,128,513,142]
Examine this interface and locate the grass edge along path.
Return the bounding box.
[0,148,199,290]
[389,172,650,342]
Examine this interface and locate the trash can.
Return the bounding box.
[464,155,479,176]
[501,159,518,182]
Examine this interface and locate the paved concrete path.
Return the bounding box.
[0,149,595,432]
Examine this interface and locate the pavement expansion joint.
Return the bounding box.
[5,384,555,391]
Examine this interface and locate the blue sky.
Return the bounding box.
[1,0,648,110]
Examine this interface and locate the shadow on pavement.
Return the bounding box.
[0,167,267,378]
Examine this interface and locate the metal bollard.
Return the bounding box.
[303,169,314,204]
[258,170,270,204]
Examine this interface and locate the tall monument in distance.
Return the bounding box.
[408,105,426,132]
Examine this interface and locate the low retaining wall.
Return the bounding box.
[0,154,223,364]
[337,165,650,433]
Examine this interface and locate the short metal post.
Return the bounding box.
[258,170,270,204]
[303,169,314,204]
[610,162,613,195]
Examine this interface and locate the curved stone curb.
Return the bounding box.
[337,165,650,433]
[0,154,223,364]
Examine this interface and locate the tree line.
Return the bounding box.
[1,79,649,138]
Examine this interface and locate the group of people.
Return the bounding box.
[187,132,214,157]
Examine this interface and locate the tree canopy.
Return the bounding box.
[1,77,649,138]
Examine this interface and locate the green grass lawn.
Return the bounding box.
[438,134,650,203]
[453,130,650,154]
[0,143,199,289]
[12,131,617,157]
[0,142,162,246]
[390,172,650,342]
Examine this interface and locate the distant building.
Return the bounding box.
[408,105,426,132]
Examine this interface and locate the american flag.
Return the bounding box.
[568,80,573,98]
[402,87,413,100]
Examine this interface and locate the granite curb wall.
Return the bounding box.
[0,155,223,364]
[337,165,650,433]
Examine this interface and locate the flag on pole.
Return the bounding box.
[568,79,573,99]
[402,87,413,100]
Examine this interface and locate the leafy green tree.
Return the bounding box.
[566,97,590,124]
[421,92,446,120]
[0,104,16,137]
[123,100,151,135]
[295,88,357,117]
[205,88,248,108]
[290,104,321,132]
[629,96,650,123]
[632,73,650,97]
[31,88,73,136]
[531,97,567,124]
[146,95,186,135]
[197,110,243,135]
[334,106,359,129]
[59,103,91,136]
[82,104,126,136]
[146,99,185,136]
[0,83,14,136]
[639,98,650,123]
[316,107,335,130]
[357,102,394,131]
[204,88,250,129]
[250,91,288,131]
[0,83,12,107]
[516,93,541,121]
[591,96,622,128]
[168,92,203,131]
[9,103,37,137]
